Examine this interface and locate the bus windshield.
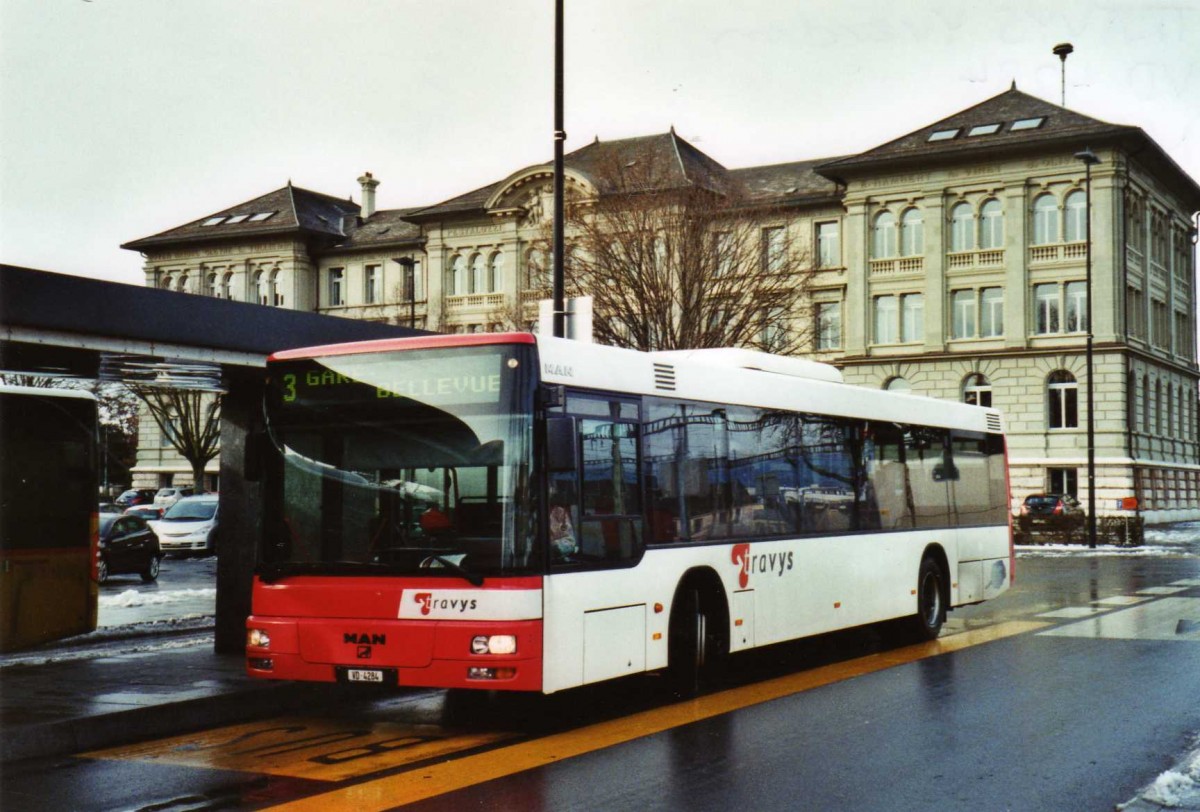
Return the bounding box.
[261,344,538,581]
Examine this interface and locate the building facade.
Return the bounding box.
[122,87,1200,521]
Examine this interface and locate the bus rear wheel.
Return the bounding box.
[668,585,725,697]
[908,556,946,641]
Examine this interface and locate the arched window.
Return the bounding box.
[220,273,233,300]
[450,255,467,296]
[1064,190,1087,242]
[900,208,924,256]
[1157,380,1165,435]
[1047,370,1078,429]
[885,376,911,393]
[160,274,173,290]
[1033,194,1059,245]
[1171,384,1178,437]
[963,373,992,407]
[269,269,281,307]
[254,270,267,305]
[526,248,547,289]
[470,253,486,294]
[980,199,1003,249]
[1143,375,1151,434]
[950,202,974,252]
[489,252,504,292]
[206,273,217,297]
[177,274,188,293]
[872,211,896,258]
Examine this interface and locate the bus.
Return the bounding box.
[0,385,100,651]
[245,333,1012,694]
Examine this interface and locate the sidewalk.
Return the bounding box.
[0,629,363,764]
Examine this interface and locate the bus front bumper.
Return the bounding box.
[244,616,543,692]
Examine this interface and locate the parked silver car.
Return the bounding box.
[153,486,194,507]
[154,494,218,555]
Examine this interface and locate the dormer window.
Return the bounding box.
[1010,117,1045,131]
[225,214,251,224]
[928,129,960,142]
[249,211,276,222]
[200,216,226,227]
[967,123,1002,137]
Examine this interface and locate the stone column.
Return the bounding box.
[922,193,946,350]
[214,366,264,654]
[1003,185,1029,348]
[842,198,869,356]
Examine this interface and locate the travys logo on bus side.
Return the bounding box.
[731,543,794,588]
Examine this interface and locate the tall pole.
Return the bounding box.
[552,0,566,338]
[1076,148,1100,548]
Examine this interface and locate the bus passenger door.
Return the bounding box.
[543,394,646,691]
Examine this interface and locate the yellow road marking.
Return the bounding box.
[85,719,515,782]
[269,620,1046,810]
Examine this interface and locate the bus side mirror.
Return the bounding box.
[546,416,578,473]
[244,429,267,482]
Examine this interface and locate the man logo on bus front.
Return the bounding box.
[731,543,795,588]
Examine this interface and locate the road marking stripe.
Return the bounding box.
[269,620,1046,811]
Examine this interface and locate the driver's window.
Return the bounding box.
[550,394,643,567]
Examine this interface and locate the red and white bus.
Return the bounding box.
[246,333,1012,694]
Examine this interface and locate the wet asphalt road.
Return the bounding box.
[3,543,1199,812]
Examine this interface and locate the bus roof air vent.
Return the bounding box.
[649,348,843,383]
[653,362,677,391]
[986,411,1004,433]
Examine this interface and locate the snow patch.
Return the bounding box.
[1016,544,1185,558]
[100,588,216,608]
[1141,738,1200,807]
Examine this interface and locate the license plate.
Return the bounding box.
[346,669,384,683]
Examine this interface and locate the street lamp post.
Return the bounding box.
[394,257,416,329]
[1075,147,1100,548]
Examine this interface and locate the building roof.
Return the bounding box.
[123,87,1200,255]
[408,131,763,220]
[730,158,847,205]
[324,208,424,253]
[121,184,361,252]
[817,86,1137,176]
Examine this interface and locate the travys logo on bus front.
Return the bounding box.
[731,543,795,588]
[398,588,543,620]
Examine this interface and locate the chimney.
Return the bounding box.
[357,172,380,218]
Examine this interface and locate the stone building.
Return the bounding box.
[122,86,1199,521]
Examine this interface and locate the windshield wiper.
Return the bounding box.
[425,555,484,587]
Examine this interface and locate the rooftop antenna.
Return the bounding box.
[1053,42,1074,107]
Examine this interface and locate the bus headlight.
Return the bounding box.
[247,629,271,648]
[471,635,517,655]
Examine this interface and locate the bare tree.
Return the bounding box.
[534,143,816,352]
[131,387,221,494]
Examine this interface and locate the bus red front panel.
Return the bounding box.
[246,576,543,692]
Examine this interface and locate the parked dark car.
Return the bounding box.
[98,502,124,514]
[1019,493,1086,537]
[115,488,157,508]
[98,514,161,582]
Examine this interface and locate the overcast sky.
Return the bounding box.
[2,0,1197,286]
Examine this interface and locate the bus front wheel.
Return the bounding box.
[908,556,946,641]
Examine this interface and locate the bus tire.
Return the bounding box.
[909,555,946,641]
[668,582,726,698]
